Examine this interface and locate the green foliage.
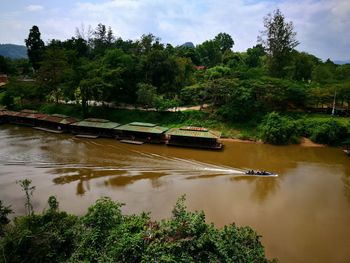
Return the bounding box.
[154,96,180,111]
[0,200,12,236]
[259,9,299,77]
[302,118,348,145]
[245,44,265,68]
[1,91,14,107]
[1,197,78,263]
[196,39,222,67]
[218,85,260,122]
[17,179,35,215]
[0,196,273,262]
[136,82,158,108]
[214,32,234,52]
[205,65,232,80]
[25,25,45,71]
[70,197,124,261]
[37,47,71,103]
[48,196,59,211]
[258,112,300,144]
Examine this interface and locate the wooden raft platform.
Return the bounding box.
[120,139,144,145]
[33,127,64,134]
[75,134,99,139]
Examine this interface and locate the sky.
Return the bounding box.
[0,0,349,61]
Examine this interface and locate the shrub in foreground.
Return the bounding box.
[0,196,274,262]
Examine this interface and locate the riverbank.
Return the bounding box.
[4,103,349,146]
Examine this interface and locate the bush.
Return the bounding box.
[1,197,78,263]
[0,196,274,262]
[302,118,348,145]
[258,112,300,144]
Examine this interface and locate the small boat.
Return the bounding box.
[245,170,278,177]
[343,149,350,156]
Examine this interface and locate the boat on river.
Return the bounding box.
[245,170,278,176]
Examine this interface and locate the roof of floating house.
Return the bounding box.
[41,114,78,125]
[17,109,48,119]
[0,107,8,115]
[166,126,221,139]
[71,118,120,129]
[114,122,169,134]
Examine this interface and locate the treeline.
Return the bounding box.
[1,9,350,144]
[0,180,274,262]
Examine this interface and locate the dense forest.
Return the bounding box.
[1,9,350,145]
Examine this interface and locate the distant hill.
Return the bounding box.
[334,60,350,65]
[180,42,195,48]
[0,44,27,59]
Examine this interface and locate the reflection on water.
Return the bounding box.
[1,124,350,263]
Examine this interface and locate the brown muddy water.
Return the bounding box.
[0,124,350,262]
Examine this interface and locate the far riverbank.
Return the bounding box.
[3,103,349,147]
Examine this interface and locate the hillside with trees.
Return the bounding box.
[0,44,27,59]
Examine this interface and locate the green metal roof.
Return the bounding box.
[166,127,221,139]
[42,114,78,125]
[114,122,169,134]
[129,122,157,127]
[71,118,120,129]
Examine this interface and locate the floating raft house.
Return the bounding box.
[114,122,169,144]
[7,109,48,127]
[0,108,11,123]
[71,118,120,138]
[34,114,78,133]
[166,126,223,150]
[0,108,8,123]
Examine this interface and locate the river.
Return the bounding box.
[0,124,349,262]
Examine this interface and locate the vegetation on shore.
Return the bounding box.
[0,180,274,262]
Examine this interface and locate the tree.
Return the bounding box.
[196,40,222,67]
[37,47,70,103]
[25,25,45,71]
[91,23,115,56]
[258,9,299,77]
[214,32,234,52]
[246,44,265,68]
[136,83,157,108]
[291,52,318,81]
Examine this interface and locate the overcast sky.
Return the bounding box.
[1,0,349,60]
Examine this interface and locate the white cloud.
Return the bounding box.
[26,5,44,12]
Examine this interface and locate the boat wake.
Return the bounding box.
[0,146,277,183]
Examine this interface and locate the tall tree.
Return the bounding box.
[37,47,70,103]
[25,25,45,71]
[258,9,299,77]
[214,32,234,52]
[196,40,222,67]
